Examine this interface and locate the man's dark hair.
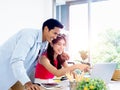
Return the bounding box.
[42,18,63,31]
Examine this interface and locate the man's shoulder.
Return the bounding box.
[18,28,41,35]
[20,28,41,32]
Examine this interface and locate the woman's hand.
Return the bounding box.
[78,64,90,72]
[24,81,41,90]
[61,52,70,60]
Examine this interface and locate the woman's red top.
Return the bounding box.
[35,52,58,79]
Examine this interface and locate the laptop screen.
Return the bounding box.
[90,62,117,84]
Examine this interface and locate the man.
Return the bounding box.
[0,18,69,90]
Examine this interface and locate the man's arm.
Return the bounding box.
[11,60,30,85]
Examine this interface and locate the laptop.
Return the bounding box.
[90,62,117,84]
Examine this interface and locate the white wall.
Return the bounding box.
[0,0,53,45]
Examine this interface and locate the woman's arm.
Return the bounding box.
[39,56,90,77]
[62,61,69,68]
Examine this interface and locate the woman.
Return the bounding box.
[34,34,90,84]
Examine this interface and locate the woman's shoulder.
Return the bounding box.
[42,51,47,56]
[40,54,50,65]
[41,51,49,60]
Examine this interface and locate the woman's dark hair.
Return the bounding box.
[42,18,63,31]
[47,34,66,69]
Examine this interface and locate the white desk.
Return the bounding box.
[108,81,120,90]
[40,80,120,90]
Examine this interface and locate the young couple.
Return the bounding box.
[0,18,90,90]
[34,33,90,85]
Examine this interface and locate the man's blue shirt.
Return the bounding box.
[0,28,48,89]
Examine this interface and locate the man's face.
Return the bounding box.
[46,27,61,43]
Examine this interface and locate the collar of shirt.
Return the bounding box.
[37,30,48,50]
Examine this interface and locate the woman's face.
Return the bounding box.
[52,39,66,55]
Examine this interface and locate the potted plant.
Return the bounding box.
[66,72,107,90]
[76,78,107,90]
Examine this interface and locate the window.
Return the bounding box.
[56,0,120,68]
[69,3,88,61]
[90,0,120,68]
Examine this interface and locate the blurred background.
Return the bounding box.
[0,0,120,68]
